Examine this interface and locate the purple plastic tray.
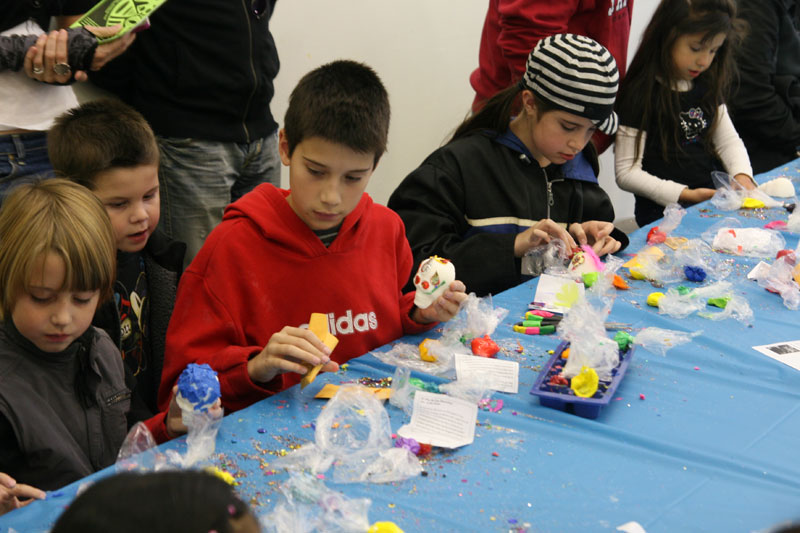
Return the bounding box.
[529,341,633,419]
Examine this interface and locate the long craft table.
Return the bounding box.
[3,160,800,533]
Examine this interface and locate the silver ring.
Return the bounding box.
[53,62,71,76]
[32,66,44,75]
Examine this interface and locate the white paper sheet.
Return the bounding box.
[396,391,477,448]
[531,273,585,313]
[753,340,800,372]
[455,354,519,393]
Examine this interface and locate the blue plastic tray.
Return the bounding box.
[529,341,633,419]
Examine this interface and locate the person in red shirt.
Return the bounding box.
[160,60,468,413]
[470,0,634,153]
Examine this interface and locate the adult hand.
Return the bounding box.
[23,26,135,83]
[23,30,72,84]
[412,280,468,324]
[514,219,575,257]
[85,25,136,73]
[0,473,45,516]
[246,326,338,384]
[678,187,716,205]
[568,221,621,256]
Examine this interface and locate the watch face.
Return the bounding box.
[54,62,71,76]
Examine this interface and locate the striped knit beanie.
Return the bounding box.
[521,33,619,135]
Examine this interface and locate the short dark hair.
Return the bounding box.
[283,60,390,166]
[51,471,255,533]
[48,99,159,189]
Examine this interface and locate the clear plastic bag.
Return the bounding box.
[521,238,569,276]
[182,407,224,467]
[710,171,782,210]
[557,295,619,380]
[701,218,786,257]
[647,203,686,244]
[277,386,422,484]
[372,340,464,378]
[754,255,800,310]
[697,294,754,324]
[262,472,372,533]
[657,281,733,319]
[632,327,700,357]
[673,238,732,281]
[440,293,509,343]
[115,422,168,472]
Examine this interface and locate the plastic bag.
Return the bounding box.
[389,366,440,415]
[673,238,732,281]
[632,327,700,357]
[437,374,493,405]
[556,295,619,380]
[372,340,463,378]
[697,294,754,324]
[657,281,733,319]
[647,203,686,244]
[701,218,786,258]
[262,472,372,533]
[278,386,422,484]
[115,422,168,472]
[180,406,224,467]
[440,293,509,343]
[710,171,782,210]
[521,238,569,276]
[754,255,800,310]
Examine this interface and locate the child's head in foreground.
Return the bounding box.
[0,179,116,352]
[51,470,260,533]
[48,99,161,254]
[279,59,390,231]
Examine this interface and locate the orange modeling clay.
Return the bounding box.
[300,313,339,389]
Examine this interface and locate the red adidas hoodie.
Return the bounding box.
[159,184,433,413]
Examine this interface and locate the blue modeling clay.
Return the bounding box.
[177,363,221,412]
[684,265,707,282]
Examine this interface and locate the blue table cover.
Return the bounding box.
[3,161,800,533]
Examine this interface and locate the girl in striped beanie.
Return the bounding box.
[389,34,626,297]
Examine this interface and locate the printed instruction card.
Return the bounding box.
[753,340,800,372]
[397,391,477,448]
[455,353,519,394]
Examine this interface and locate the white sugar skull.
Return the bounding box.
[413,256,456,308]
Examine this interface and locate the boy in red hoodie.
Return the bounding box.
[160,60,468,413]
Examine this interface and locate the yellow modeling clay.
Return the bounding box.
[570,366,599,398]
[646,292,665,307]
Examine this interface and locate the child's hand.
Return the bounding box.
[568,221,621,256]
[733,173,756,190]
[412,280,468,324]
[165,385,187,439]
[679,187,716,205]
[247,326,338,384]
[0,473,44,516]
[514,219,576,257]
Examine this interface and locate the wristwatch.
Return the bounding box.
[53,62,72,76]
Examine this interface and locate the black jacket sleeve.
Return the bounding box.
[0,27,97,74]
[388,156,522,297]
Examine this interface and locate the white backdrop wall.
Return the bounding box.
[270,1,660,228]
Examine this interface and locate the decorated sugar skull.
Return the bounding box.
[568,245,604,276]
[413,256,456,308]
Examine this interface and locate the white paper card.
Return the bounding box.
[531,273,585,313]
[753,340,800,372]
[455,354,519,393]
[396,391,477,448]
